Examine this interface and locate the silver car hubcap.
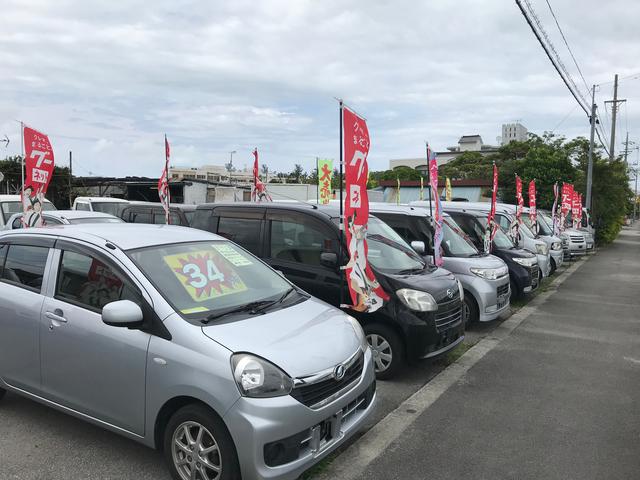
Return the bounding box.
[172,421,221,480]
[367,333,393,372]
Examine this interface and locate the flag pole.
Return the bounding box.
[20,122,24,194]
[339,100,344,310]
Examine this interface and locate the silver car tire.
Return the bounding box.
[164,404,239,480]
[364,323,404,380]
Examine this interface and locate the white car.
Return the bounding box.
[0,194,56,227]
[72,196,130,216]
[4,210,123,230]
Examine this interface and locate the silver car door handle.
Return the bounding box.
[45,311,68,323]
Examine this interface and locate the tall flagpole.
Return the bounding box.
[20,122,24,193]
[339,100,344,310]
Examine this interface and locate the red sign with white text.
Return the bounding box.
[343,105,388,312]
[22,126,55,228]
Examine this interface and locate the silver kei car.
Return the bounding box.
[0,224,376,480]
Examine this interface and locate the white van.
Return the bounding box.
[0,195,56,228]
[72,197,129,216]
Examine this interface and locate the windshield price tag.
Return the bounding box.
[163,250,247,303]
[212,244,252,266]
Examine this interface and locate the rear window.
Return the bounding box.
[1,244,49,292]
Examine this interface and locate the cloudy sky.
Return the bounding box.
[1,0,639,177]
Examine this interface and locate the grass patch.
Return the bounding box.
[300,455,334,479]
[439,340,473,367]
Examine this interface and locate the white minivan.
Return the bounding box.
[72,197,130,216]
[0,195,56,228]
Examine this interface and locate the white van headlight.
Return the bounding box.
[396,288,437,312]
[535,243,548,255]
[348,316,368,352]
[231,354,293,398]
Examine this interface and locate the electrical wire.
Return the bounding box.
[551,103,579,132]
[544,0,591,97]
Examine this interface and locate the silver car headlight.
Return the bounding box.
[551,242,562,251]
[348,316,368,352]
[231,353,293,398]
[535,243,549,255]
[469,266,508,280]
[396,288,438,312]
[513,256,536,267]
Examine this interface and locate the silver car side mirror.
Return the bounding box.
[410,241,426,255]
[102,300,144,327]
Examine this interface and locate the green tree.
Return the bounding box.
[291,164,305,183]
[439,151,492,180]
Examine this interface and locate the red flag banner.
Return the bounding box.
[571,188,581,228]
[429,152,444,267]
[485,163,499,252]
[22,125,55,227]
[551,182,560,235]
[528,180,537,234]
[251,149,272,202]
[510,174,524,244]
[342,105,388,312]
[158,135,171,224]
[561,183,573,231]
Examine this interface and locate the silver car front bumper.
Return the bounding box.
[224,348,376,480]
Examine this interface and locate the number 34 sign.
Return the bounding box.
[163,250,247,302]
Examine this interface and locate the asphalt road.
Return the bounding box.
[0,271,546,479]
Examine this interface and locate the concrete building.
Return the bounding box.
[380,178,493,203]
[170,165,253,185]
[501,122,528,145]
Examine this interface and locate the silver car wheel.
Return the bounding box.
[172,421,222,480]
[367,333,393,372]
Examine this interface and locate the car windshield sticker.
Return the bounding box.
[212,243,253,266]
[163,249,247,305]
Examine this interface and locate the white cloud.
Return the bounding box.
[0,0,639,176]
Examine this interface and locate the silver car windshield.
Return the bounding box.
[128,241,295,320]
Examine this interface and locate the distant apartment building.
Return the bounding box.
[169,165,253,184]
[501,122,528,144]
[389,123,528,174]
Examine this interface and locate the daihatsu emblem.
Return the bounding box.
[446,289,454,299]
[333,364,346,381]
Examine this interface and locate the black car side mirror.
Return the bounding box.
[320,252,338,268]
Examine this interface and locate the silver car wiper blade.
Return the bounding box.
[201,300,272,324]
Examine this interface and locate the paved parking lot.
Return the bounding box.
[0,264,568,480]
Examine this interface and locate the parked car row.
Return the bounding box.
[0,195,594,480]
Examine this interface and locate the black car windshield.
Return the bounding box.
[366,217,426,273]
[92,202,126,216]
[475,216,515,249]
[442,218,479,256]
[128,241,296,320]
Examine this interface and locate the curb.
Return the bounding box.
[314,256,589,480]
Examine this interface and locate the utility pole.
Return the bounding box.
[604,74,626,161]
[68,151,73,208]
[586,86,597,211]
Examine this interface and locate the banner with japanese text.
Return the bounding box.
[528,180,537,234]
[22,125,55,228]
[551,182,560,235]
[445,177,452,201]
[485,163,499,252]
[571,189,582,228]
[342,105,388,312]
[317,159,333,205]
[429,152,444,267]
[158,135,171,224]
[251,148,272,202]
[561,183,573,231]
[511,174,524,245]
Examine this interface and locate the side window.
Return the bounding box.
[43,216,63,225]
[132,211,152,224]
[11,216,23,229]
[153,212,180,225]
[0,244,7,277]
[76,202,91,211]
[497,214,511,231]
[1,245,49,292]
[270,218,334,265]
[56,250,142,311]
[374,214,419,244]
[217,217,262,255]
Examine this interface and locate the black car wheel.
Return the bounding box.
[550,257,557,274]
[364,323,404,380]
[164,404,240,480]
[0,387,5,401]
[510,279,523,300]
[463,294,479,326]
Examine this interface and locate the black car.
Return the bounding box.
[119,201,196,226]
[191,202,465,379]
[444,209,539,299]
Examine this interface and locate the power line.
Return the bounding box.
[515,0,590,115]
[551,103,579,132]
[544,0,590,96]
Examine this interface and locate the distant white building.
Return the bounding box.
[501,123,528,145]
[170,165,253,185]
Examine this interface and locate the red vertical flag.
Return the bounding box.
[342,105,388,312]
[158,135,171,224]
[528,180,537,234]
[561,183,573,231]
[22,125,55,228]
[429,151,444,267]
[251,148,271,202]
[571,188,581,228]
[485,163,499,252]
[512,174,524,244]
